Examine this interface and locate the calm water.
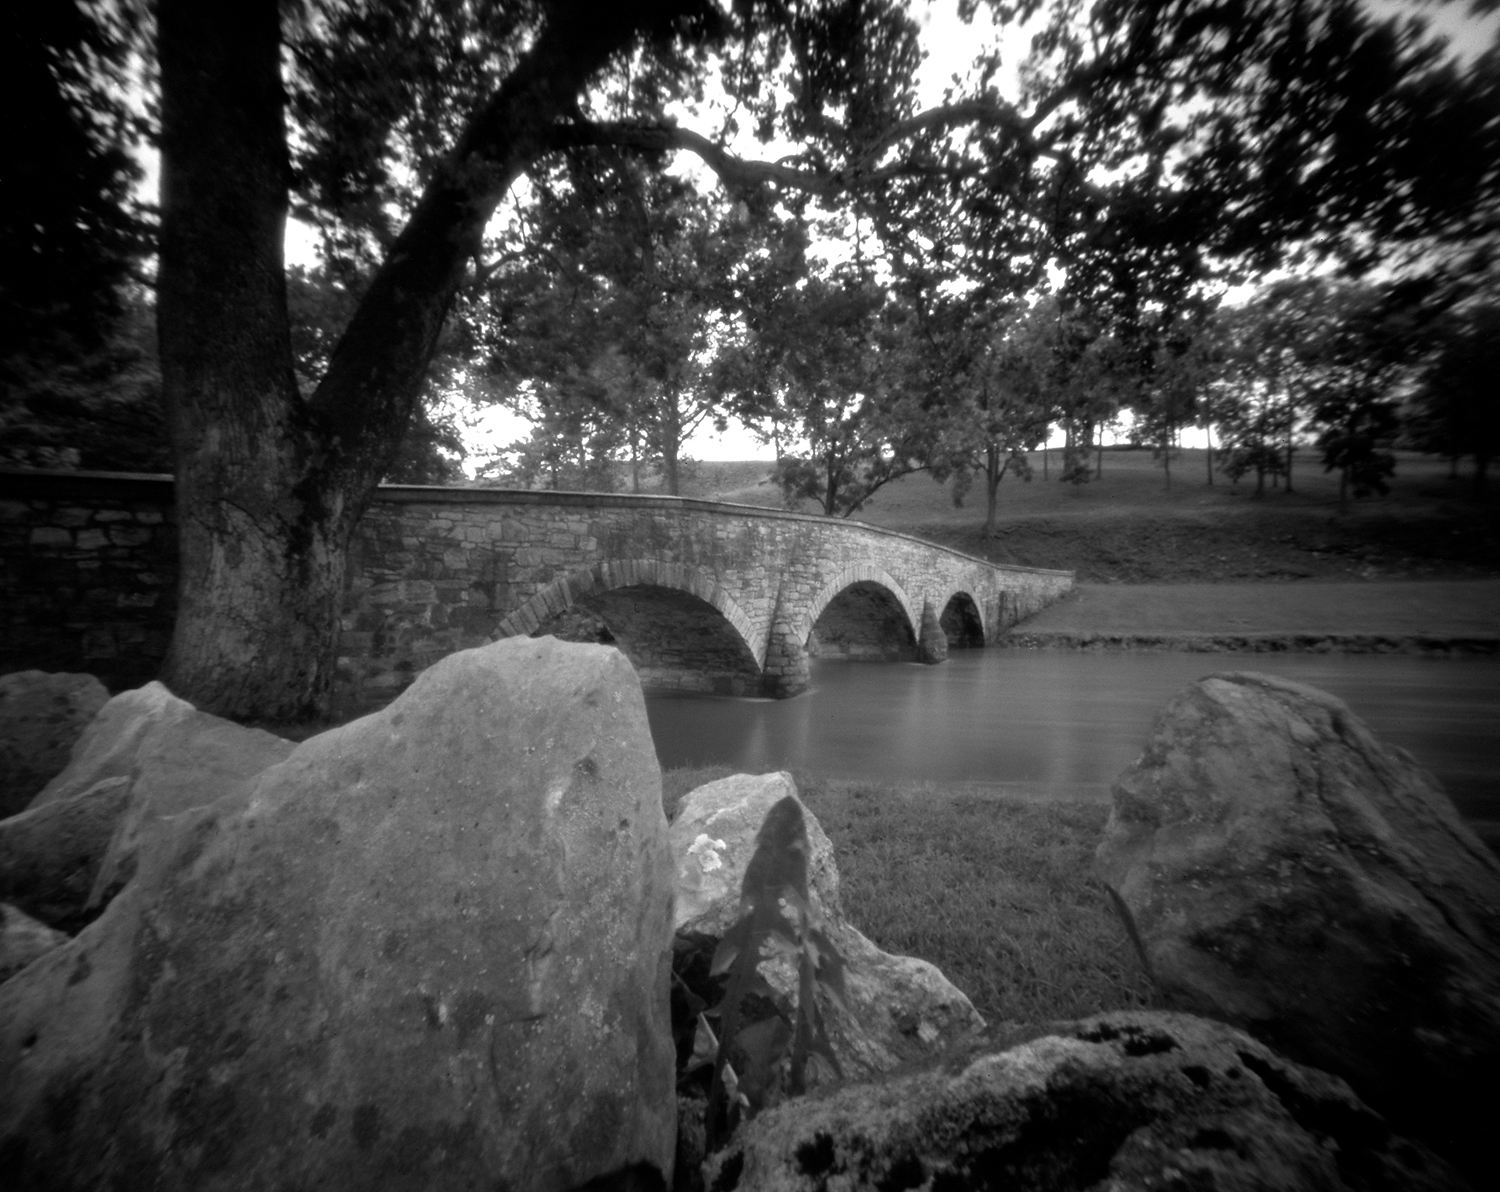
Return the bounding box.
[644,651,1500,821]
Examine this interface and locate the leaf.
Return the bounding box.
[732,1015,794,1111]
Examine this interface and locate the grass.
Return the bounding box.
[663,766,1154,1027]
[681,449,1500,582]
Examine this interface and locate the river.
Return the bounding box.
[643,650,1500,822]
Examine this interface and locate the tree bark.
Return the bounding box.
[157,0,341,721]
[155,0,673,720]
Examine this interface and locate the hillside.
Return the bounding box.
[681,448,1500,583]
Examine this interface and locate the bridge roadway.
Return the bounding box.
[344,486,1073,705]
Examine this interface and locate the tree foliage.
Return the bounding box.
[1408,299,1500,494]
[1,0,157,471]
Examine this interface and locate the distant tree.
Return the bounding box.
[929,301,1053,538]
[1304,283,1421,503]
[485,380,625,492]
[478,162,745,495]
[743,274,932,518]
[1135,313,1218,491]
[1407,299,1500,495]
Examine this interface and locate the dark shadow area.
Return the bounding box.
[941,592,986,648]
[806,581,917,662]
[537,585,762,696]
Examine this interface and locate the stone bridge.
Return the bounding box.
[345,487,1073,705]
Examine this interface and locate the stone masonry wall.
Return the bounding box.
[347,487,1073,706]
[1,472,1073,708]
[0,471,177,691]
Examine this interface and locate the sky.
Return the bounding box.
[269,1,1496,470]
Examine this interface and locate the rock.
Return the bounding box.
[27,680,194,808]
[704,1010,1467,1192]
[0,682,294,931]
[0,637,677,1192]
[1095,671,1500,1183]
[670,773,982,1085]
[0,904,68,984]
[0,776,132,930]
[79,701,295,914]
[0,671,108,818]
[673,773,842,938]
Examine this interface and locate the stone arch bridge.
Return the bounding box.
[344,487,1072,706]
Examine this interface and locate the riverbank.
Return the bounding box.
[1002,579,1500,654]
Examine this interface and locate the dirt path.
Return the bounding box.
[1008,579,1500,651]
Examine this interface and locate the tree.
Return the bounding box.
[1136,316,1216,490]
[1304,283,1420,503]
[286,265,467,483]
[1,0,156,470]
[477,159,748,494]
[1408,300,1500,495]
[145,0,1499,719]
[930,300,1053,538]
[735,273,933,517]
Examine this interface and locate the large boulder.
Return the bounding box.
[704,1010,1466,1192]
[0,682,294,931]
[1095,671,1500,1183]
[29,680,196,807]
[0,904,68,984]
[0,636,677,1192]
[0,671,108,818]
[671,772,983,1083]
[0,776,132,930]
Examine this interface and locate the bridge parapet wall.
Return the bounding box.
[1,471,1073,708]
[346,487,1072,705]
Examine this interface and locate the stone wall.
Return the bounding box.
[0,471,177,691]
[1,471,1073,708]
[346,487,1072,705]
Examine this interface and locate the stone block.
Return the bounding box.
[107,525,152,547]
[28,527,72,548]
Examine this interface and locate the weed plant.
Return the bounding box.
[663,767,1153,1026]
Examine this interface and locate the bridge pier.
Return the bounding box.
[760,605,811,698]
[917,599,948,664]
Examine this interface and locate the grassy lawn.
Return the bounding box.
[663,766,1154,1026]
[683,449,1500,583]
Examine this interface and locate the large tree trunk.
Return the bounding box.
[157,0,345,721]
[155,0,665,720]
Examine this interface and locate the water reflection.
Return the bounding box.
[644,650,1500,820]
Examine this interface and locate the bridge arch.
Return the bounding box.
[797,565,920,661]
[494,558,766,694]
[939,588,987,647]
